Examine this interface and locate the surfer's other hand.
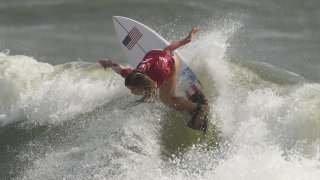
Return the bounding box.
[99,59,112,69]
[186,26,200,42]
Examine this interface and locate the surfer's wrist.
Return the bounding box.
[183,37,191,45]
[185,36,191,42]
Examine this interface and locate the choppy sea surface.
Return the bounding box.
[1,0,320,179]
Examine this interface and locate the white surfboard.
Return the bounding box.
[112,16,207,103]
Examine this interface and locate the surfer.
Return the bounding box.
[99,26,208,131]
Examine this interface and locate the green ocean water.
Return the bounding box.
[1,0,320,179]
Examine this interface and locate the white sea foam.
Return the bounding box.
[2,20,319,180]
[0,53,125,126]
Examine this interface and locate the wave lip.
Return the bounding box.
[0,53,124,126]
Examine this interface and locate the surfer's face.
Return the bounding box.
[127,86,144,95]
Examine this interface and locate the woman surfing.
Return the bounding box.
[99,26,208,131]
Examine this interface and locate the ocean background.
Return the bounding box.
[1,0,320,179]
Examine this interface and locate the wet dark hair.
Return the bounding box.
[125,70,158,103]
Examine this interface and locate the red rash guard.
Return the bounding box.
[110,50,175,87]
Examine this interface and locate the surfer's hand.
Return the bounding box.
[99,59,112,69]
[186,26,200,42]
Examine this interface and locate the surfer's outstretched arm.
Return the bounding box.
[99,59,132,78]
[164,26,200,53]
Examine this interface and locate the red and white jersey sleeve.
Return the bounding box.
[110,62,133,78]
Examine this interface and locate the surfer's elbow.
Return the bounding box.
[163,47,172,54]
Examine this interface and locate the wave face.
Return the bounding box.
[1,0,320,178]
[1,20,320,179]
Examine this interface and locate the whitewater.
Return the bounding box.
[1,21,320,180]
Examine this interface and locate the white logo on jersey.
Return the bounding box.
[159,57,167,62]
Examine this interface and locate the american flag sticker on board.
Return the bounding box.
[122,27,142,50]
